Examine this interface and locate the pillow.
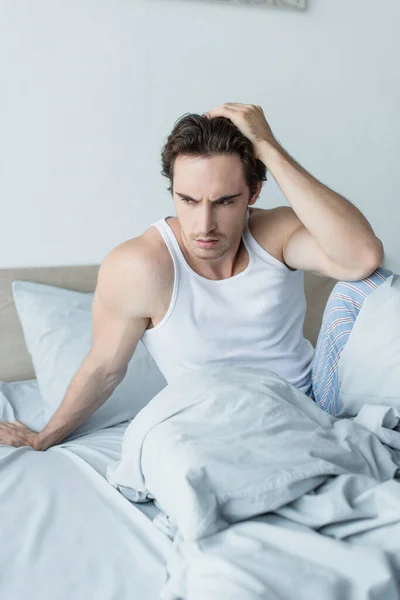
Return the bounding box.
[12,281,167,436]
[337,272,400,417]
[0,379,45,431]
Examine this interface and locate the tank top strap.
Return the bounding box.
[151,218,182,266]
[153,212,255,274]
[243,209,291,273]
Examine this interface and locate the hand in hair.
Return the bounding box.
[204,103,278,160]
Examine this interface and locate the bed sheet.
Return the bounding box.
[58,422,161,521]
[0,377,161,520]
[0,379,169,599]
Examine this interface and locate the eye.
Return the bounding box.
[180,198,233,205]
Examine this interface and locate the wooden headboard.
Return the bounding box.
[0,266,336,382]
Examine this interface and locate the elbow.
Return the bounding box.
[367,236,384,271]
[355,237,384,280]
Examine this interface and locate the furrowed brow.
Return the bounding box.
[176,192,242,202]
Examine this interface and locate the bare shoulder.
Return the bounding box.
[107,226,172,278]
[249,205,301,235]
[97,226,173,318]
[249,206,302,267]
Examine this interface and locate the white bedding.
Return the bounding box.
[3,366,400,600]
[107,366,400,600]
[0,379,45,431]
[0,381,170,600]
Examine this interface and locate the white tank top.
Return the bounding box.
[141,210,314,393]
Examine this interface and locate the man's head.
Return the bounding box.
[161,113,267,261]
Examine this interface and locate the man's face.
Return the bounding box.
[172,153,258,261]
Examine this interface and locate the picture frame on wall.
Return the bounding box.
[182,0,307,9]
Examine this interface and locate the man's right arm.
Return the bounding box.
[30,241,153,451]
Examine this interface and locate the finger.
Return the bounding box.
[0,434,23,447]
[0,423,14,432]
[206,106,237,119]
[8,439,25,448]
[1,425,25,439]
[223,103,258,112]
[4,423,19,431]
[207,102,240,109]
[207,103,240,114]
[220,103,244,112]
[205,103,259,118]
[223,103,256,112]
[223,103,246,109]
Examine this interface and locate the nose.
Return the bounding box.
[198,206,216,235]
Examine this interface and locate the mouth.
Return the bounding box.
[195,239,219,248]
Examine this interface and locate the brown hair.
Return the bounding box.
[161,113,267,198]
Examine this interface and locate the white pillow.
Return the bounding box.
[0,379,45,431]
[12,281,167,436]
[337,272,400,417]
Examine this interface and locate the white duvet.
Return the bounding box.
[107,366,400,600]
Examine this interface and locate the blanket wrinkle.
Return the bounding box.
[106,367,400,600]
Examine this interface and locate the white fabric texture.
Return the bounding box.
[107,366,400,600]
[0,378,45,431]
[12,280,167,434]
[338,272,400,417]
[141,211,314,393]
[161,499,400,600]
[0,418,171,600]
[107,366,399,538]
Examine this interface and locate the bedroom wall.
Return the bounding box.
[1,0,399,270]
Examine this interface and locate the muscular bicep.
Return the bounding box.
[89,290,148,377]
[283,224,374,281]
[284,225,329,275]
[87,248,151,376]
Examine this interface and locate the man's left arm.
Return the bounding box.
[259,141,384,281]
[205,103,384,281]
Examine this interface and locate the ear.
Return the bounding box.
[248,181,262,207]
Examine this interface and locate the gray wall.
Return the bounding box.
[1,0,399,271]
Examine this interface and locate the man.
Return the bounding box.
[0,102,388,451]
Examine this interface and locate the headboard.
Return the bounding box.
[0,266,336,382]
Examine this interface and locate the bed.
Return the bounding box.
[1,265,400,600]
[0,264,174,599]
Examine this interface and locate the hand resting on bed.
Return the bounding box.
[0,420,38,448]
[1,246,156,450]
